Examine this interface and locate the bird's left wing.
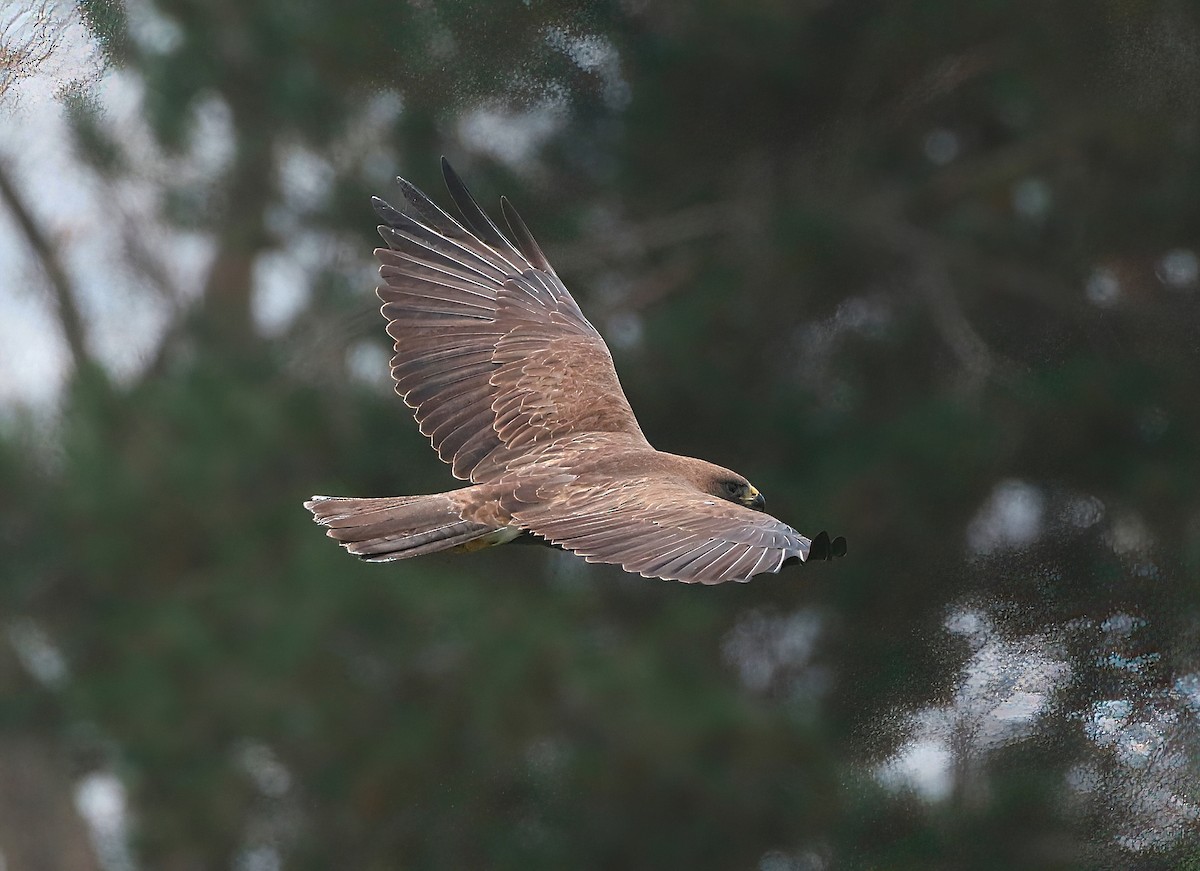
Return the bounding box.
[511,477,830,584]
[375,160,650,481]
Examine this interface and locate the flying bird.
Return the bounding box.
[305,160,845,584]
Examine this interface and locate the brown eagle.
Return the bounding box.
[305,160,845,584]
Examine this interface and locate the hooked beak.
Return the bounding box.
[742,485,766,512]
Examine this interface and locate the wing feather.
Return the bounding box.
[636,537,706,575]
[501,196,556,273]
[379,215,511,281]
[454,426,506,477]
[514,478,813,584]
[657,540,731,584]
[439,157,528,269]
[375,161,649,481]
[378,228,506,284]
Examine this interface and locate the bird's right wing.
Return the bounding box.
[512,476,839,584]
[375,160,650,482]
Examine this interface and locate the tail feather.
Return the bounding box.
[304,493,501,562]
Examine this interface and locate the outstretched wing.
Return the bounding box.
[512,477,821,584]
[375,159,649,481]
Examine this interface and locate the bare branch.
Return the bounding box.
[0,3,67,103]
[0,157,91,372]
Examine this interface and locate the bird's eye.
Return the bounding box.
[725,481,741,495]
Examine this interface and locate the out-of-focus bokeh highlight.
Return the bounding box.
[2,1,1199,868]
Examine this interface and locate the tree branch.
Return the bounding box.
[0,157,91,372]
[0,2,66,103]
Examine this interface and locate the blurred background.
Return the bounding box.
[1,1,1199,868]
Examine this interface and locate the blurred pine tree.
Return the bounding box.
[1,0,1198,868]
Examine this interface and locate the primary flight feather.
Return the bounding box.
[305,159,845,584]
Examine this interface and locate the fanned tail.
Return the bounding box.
[304,493,503,562]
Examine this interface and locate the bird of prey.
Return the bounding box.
[305,159,845,584]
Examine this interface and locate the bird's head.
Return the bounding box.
[711,474,766,512]
[666,455,768,512]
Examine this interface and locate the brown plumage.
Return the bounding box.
[305,159,845,584]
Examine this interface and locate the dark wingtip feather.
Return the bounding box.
[500,195,553,273]
[810,531,831,560]
[440,158,489,237]
[440,159,525,263]
[807,531,847,561]
[373,195,402,226]
[392,174,471,239]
